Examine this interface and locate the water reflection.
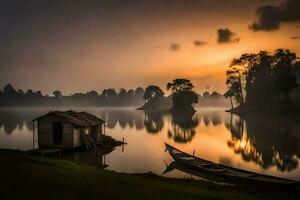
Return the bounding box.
[144,113,164,134]
[199,112,222,127]
[1,108,300,178]
[98,109,144,130]
[62,147,115,168]
[97,109,222,133]
[98,109,206,143]
[168,112,199,143]
[0,109,32,134]
[0,109,47,134]
[226,114,300,172]
[95,109,203,143]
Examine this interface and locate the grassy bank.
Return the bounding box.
[0,150,298,200]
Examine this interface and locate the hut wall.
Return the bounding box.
[38,118,54,147]
[63,123,73,148]
[97,125,103,143]
[38,115,73,148]
[37,112,104,149]
[73,128,82,147]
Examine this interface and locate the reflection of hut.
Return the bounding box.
[32,111,105,150]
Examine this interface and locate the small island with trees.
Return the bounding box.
[224,49,300,115]
[138,79,198,114]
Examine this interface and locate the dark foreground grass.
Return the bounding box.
[0,150,298,200]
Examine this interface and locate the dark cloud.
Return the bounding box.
[250,0,300,31]
[217,28,239,44]
[291,36,300,40]
[170,43,180,51]
[193,40,206,46]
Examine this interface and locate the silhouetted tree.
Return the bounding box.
[225,49,299,108]
[248,52,273,104]
[225,69,244,106]
[273,49,298,102]
[210,91,221,98]
[135,87,144,97]
[118,88,127,97]
[36,91,43,97]
[53,90,62,99]
[167,79,198,112]
[86,90,98,97]
[127,89,134,97]
[202,91,210,99]
[224,90,234,109]
[103,89,117,98]
[25,89,34,96]
[230,53,258,104]
[17,89,24,98]
[4,84,17,95]
[143,85,164,103]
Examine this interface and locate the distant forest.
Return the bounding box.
[0,84,229,107]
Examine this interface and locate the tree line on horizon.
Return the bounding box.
[0,83,227,107]
[0,85,145,107]
[224,49,300,109]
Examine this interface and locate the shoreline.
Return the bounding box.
[0,149,299,200]
[227,103,300,116]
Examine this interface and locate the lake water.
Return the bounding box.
[1,107,300,181]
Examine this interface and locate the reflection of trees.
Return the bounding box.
[144,113,164,134]
[99,109,144,130]
[0,109,42,134]
[203,114,210,126]
[199,112,222,127]
[211,113,222,126]
[0,113,21,134]
[0,108,146,135]
[225,114,243,140]
[226,114,300,172]
[168,112,199,143]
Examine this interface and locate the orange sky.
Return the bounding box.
[0,0,299,95]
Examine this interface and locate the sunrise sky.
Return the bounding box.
[0,0,299,95]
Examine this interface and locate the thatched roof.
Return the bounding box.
[34,110,104,127]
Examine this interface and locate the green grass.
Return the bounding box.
[0,151,297,200]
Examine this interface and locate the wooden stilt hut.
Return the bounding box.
[32,110,105,150]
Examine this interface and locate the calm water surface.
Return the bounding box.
[1,107,300,181]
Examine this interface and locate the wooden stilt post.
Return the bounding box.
[104,123,106,135]
[32,120,35,150]
[100,150,103,168]
[102,124,105,146]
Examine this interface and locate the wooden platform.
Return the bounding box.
[35,148,62,157]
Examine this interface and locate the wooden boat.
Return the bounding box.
[165,143,299,186]
[163,161,236,185]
